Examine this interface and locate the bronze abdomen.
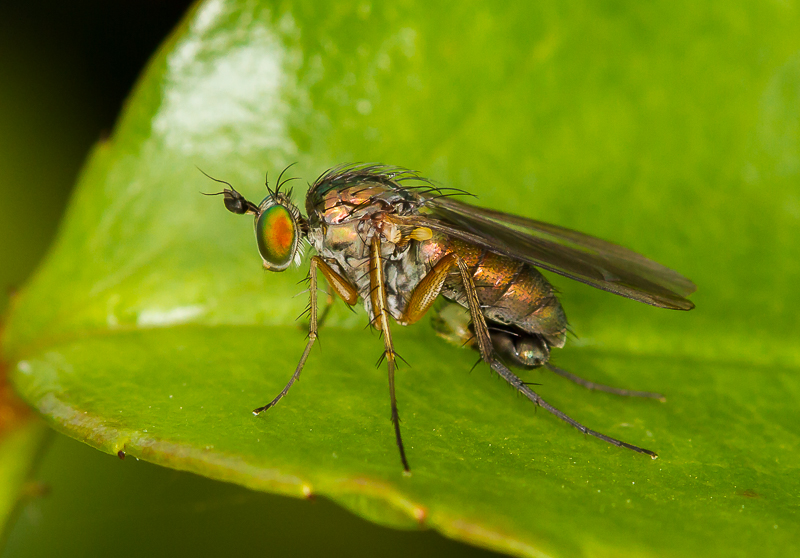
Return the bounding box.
[435,238,568,349]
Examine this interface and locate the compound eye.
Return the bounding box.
[255,204,298,271]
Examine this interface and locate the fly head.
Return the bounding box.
[203,168,308,272]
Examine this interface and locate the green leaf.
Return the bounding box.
[3,1,800,556]
[3,433,499,558]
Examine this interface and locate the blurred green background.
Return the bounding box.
[0,2,496,556]
[0,1,191,315]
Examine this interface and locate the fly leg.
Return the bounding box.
[453,257,658,458]
[315,257,359,329]
[316,289,336,330]
[369,236,410,471]
[402,253,459,324]
[253,256,358,414]
[544,362,665,400]
[433,304,664,399]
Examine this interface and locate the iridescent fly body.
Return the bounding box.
[210,164,695,471]
[306,176,568,361]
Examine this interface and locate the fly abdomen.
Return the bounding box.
[446,239,568,349]
[490,265,567,349]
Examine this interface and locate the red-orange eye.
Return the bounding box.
[255,204,297,271]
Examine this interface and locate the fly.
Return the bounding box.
[206,164,696,471]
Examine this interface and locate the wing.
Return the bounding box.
[398,195,696,310]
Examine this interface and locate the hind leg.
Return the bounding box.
[452,256,658,458]
[432,302,664,400]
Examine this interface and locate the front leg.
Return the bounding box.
[369,236,411,472]
[253,256,358,414]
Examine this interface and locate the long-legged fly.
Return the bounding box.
[207,164,695,471]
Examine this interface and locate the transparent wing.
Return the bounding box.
[399,195,696,310]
